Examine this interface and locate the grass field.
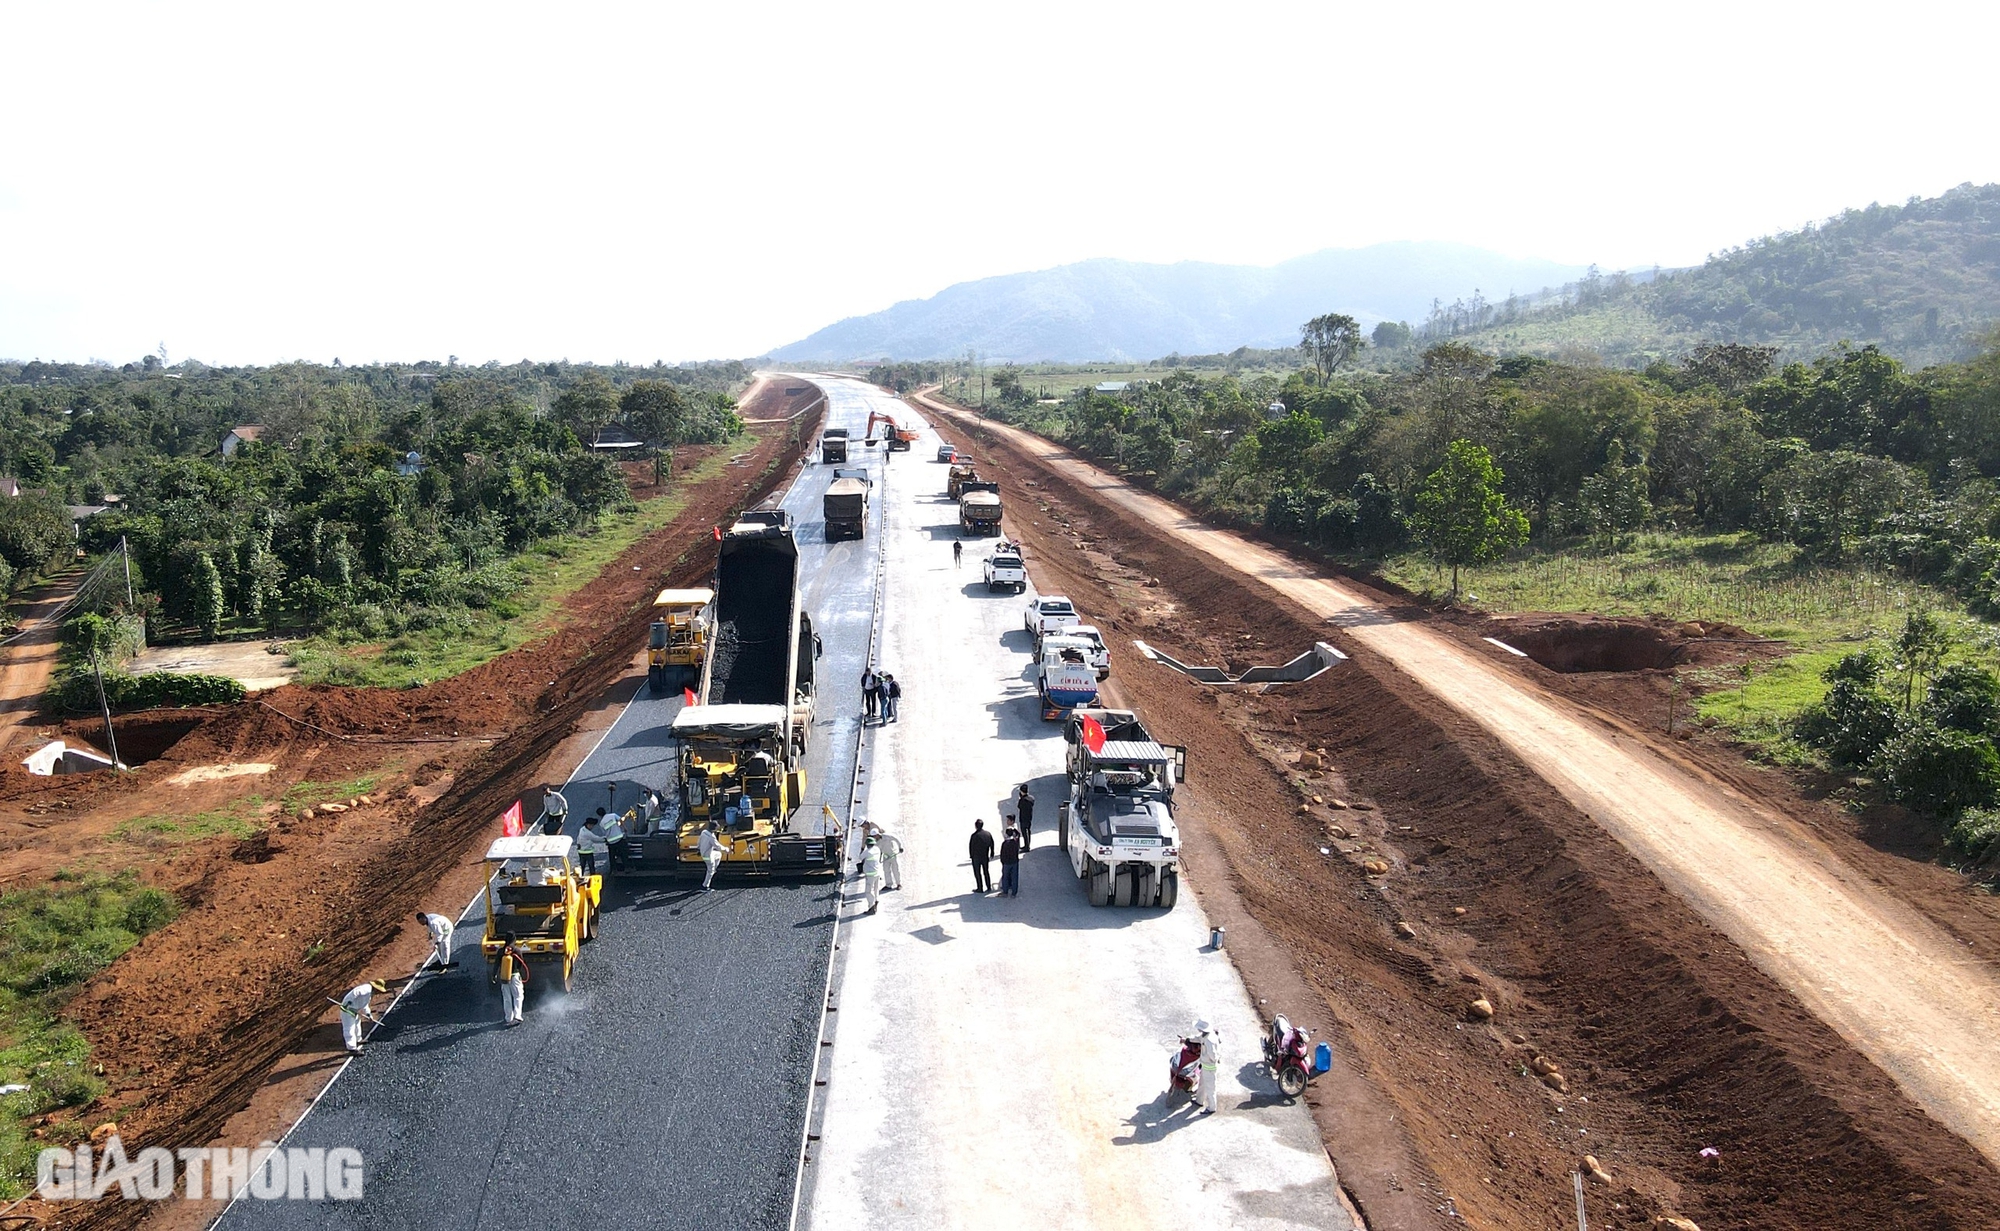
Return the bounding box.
[1376,531,2000,758]
[290,433,755,689]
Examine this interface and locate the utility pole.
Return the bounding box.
[90,648,122,770]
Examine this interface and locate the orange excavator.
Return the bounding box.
[865,411,918,451]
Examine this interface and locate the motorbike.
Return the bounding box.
[1167,1035,1203,1101]
[1262,1014,1318,1098]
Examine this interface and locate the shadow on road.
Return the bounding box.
[1113,1090,1201,1145]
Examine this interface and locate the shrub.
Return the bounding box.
[42,670,246,716]
[1798,677,1899,766]
[1871,722,2000,816]
[1945,806,2000,868]
[1924,664,2000,736]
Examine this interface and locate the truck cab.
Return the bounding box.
[984,547,1027,593]
[821,427,849,464]
[1038,635,1100,719]
[1024,594,1081,642]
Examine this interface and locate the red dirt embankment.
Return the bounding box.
[920,395,2000,1231]
[9,382,823,1231]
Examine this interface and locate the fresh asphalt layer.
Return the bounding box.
[224,391,888,1231]
[804,383,1356,1230]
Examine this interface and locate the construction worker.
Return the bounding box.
[857,835,883,914]
[860,667,879,720]
[883,674,901,723]
[699,821,726,891]
[338,981,387,1054]
[540,788,569,835]
[578,811,620,877]
[968,819,994,893]
[1195,1019,1222,1115]
[953,540,962,568]
[498,941,530,1026]
[415,912,455,970]
[866,824,904,891]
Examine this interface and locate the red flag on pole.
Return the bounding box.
[1080,713,1107,754]
[683,687,697,707]
[499,799,524,837]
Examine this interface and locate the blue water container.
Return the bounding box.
[1314,1042,1333,1073]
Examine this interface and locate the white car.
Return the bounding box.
[1023,595,1081,641]
[1067,624,1112,679]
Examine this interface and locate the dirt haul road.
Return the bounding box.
[914,392,2000,1170]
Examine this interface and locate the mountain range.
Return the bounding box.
[769,243,1590,364]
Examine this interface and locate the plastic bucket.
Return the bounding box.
[1314,1041,1333,1073]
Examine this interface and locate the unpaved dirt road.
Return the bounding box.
[917,392,2000,1169]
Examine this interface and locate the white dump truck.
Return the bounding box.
[1058,708,1188,908]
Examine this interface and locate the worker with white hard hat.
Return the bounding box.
[863,822,904,892]
[578,810,621,877]
[1195,1019,1222,1114]
[415,912,455,970]
[338,981,387,1054]
[857,836,884,915]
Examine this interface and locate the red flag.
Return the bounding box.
[1080,713,1106,754]
[712,525,723,541]
[683,687,698,707]
[500,799,524,837]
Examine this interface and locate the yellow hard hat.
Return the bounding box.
[370,980,388,993]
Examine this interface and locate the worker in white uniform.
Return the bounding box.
[698,822,726,891]
[415,912,455,969]
[578,811,621,877]
[857,836,884,915]
[864,823,904,891]
[338,981,387,1053]
[497,940,530,1025]
[1195,1019,1222,1115]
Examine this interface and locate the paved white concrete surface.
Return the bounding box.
[805,379,1353,1231]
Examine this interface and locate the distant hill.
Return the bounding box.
[769,243,1588,364]
[1438,182,2000,367]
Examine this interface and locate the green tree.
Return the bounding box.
[1300,314,1366,385]
[1370,320,1413,350]
[1411,440,1528,597]
[555,373,619,445]
[618,380,687,444]
[1579,439,1652,547]
[1893,609,1953,712]
[192,551,225,640]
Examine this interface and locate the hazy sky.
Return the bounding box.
[3,1,1993,366]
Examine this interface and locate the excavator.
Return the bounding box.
[864,411,917,451]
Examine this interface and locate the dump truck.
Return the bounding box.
[821,427,849,464]
[482,832,603,992]
[1057,708,1188,908]
[623,511,834,878]
[959,481,1003,535]
[823,472,870,541]
[647,587,713,691]
[946,462,980,499]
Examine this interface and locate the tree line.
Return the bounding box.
[0,358,749,642]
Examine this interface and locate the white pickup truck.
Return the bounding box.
[1066,624,1111,679]
[1023,594,1081,642]
[984,547,1027,593]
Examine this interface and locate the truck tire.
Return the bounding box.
[1058,811,1069,854]
[1113,868,1135,907]
[1088,867,1111,907]
[1159,870,1179,910]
